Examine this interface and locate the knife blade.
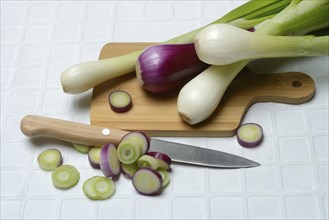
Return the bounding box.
[20,115,260,168]
[149,139,259,168]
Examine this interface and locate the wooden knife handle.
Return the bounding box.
[20,115,128,146]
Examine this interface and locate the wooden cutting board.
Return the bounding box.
[90,43,315,137]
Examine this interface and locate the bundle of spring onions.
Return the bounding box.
[61,0,328,125]
[61,0,295,94]
[177,0,329,124]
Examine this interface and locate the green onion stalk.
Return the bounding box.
[61,0,292,94]
[177,0,329,125]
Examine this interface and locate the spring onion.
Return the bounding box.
[51,165,80,189]
[195,24,328,65]
[178,61,248,125]
[136,43,209,93]
[38,149,63,171]
[178,0,329,125]
[83,176,115,200]
[268,5,329,36]
[254,0,329,35]
[61,0,293,94]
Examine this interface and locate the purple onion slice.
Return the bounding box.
[100,144,121,177]
[120,162,138,179]
[108,90,132,113]
[121,131,150,155]
[117,139,142,164]
[137,155,160,170]
[236,123,263,148]
[146,151,172,170]
[132,167,163,195]
[158,169,170,188]
[88,147,101,169]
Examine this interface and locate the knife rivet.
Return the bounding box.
[102,128,110,136]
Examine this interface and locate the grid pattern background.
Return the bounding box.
[1,1,328,219]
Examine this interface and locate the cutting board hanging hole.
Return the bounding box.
[292,80,302,88]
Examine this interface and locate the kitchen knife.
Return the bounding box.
[20,115,260,168]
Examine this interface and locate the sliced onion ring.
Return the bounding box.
[73,143,91,154]
[121,131,150,155]
[100,144,121,177]
[158,169,170,188]
[88,147,101,169]
[236,123,263,148]
[108,90,132,113]
[146,151,172,170]
[137,155,160,170]
[38,148,63,171]
[117,139,142,164]
[120,162,138,179]
[51,165,80,189]
[132,167,163,195]
[83,176,115,200]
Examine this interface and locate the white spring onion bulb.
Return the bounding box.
[177,60,249,125]
[194,24,329,65]
[61,52,139,94]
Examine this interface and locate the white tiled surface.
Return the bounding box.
[1,1,328,219]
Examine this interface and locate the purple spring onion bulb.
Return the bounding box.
[136,43,209,93]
